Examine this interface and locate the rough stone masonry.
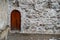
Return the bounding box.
[8,0,60,34]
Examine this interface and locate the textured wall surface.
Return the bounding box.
[0,0,8,27]
[8,0,60,34]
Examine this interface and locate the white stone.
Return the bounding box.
[20,4,28,9]
[35,3,45,11]
[51,0,57,2]
[0,21,5,30]
[37,27,46,32]
[45,30,53,34]
[35,0,46,3]
[48,9,57,17]
[26,0,34,4]
[57,25,60,27]
[45,24,54,29]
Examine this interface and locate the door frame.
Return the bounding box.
[10,10,21,31]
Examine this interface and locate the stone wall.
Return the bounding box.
[8,0,60,34]
[0,0,8,26]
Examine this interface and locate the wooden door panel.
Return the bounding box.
[11,13,16,30]
[11,10,21,31]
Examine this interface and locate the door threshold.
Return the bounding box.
[10,30,21,33]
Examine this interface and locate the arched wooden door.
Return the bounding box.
[11,10,21,31]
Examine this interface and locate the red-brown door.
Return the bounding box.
[11,10,21,31]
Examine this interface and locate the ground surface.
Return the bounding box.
[7,33,60,40]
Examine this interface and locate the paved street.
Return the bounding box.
[7,33,60,40]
